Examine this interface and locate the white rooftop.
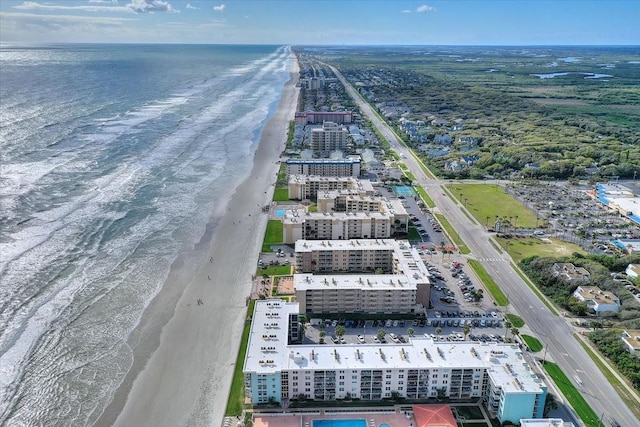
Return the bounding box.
[295,239,395,252]
[294,273,417,291]
[520,419,574,427]
[283,209,394,224]
[244,300,546,395]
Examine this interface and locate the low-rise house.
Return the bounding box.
[572,286,620,314]
[434,134,452,145]
[552,263,591,284]
[621,330,640,355]
[626,264,640,279]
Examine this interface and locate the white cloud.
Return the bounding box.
[127,0,177,13]
[88,0,118,4]
[14,1,129,12]
[186,3,198,9]
[401,9,411,14]
[213,4,225,12]
[14,0,177,13]
[417,5,436,13]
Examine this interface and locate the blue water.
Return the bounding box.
[313,420,367,427]
[394,185,416,197]
[0,44,292,426]
[275,208,286,217]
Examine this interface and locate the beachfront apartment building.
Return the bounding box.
[288,175,375,201]
[283,181,408,244]
[293,239,430,314]
[282,210,395,244]
[294,238,397,273]
[243,300,547,425]
[310,121,349,157]
[572,286,620,314]
[317,190,407,227]
[295,111,353,125]
[294,273,419,314]
[285,158,361,178]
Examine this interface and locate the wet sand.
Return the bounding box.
[96,54,299,427]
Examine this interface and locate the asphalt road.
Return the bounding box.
[328,63,639,427]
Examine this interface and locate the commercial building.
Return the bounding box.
[285,158,361,178]
[310,121,349,157]
[572,285,620,314]
[288,175,375,201]
[243,300,547,425]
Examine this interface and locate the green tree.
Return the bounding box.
[335,325,346,338]
[462,323,471,340]
[377,329,387,341]
[504,320,512,339]
[511,327,520,340]
[407,327,415,337]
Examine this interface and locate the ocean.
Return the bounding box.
[0,44,292,426]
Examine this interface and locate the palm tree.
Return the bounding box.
[407,327,415,337]
[435,327,442,337]
[462,323,471,341]
[504,320,512,340]
[335,325,346,338]
[511,327,520,341]
[377,329,386,342]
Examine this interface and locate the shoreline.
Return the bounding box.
[96,53,299,427]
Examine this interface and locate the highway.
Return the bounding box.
[328,63,639,427]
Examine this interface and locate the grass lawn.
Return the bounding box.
[272,186,289,202]
[409,150,437,179]
[261,220,283,252]
[497,237,586,263]
[405,226,422,241]
[505,313,525,328]
[543,361,600,427]
[449,183,538,228]
[257,265,292,277]
[308,204,318,212]
[434,213,470,254]
[454,405,484,419]
[575,335,640,420]
[521,334,543,352]
[225,300,255,416]
[414,184,435,208]
[468,259,508,306]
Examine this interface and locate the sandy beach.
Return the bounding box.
[96,55,299,427]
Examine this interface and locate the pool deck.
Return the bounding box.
[253,408,415,427]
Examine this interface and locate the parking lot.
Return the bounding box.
[508,181,639,254]
[305,308,508,346]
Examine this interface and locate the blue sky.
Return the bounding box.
[1,0,638,45]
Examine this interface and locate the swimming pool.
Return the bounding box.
[313,420,367,427]
[393,185,416,197]
[380,424,391,427]
[274,208,285,217]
